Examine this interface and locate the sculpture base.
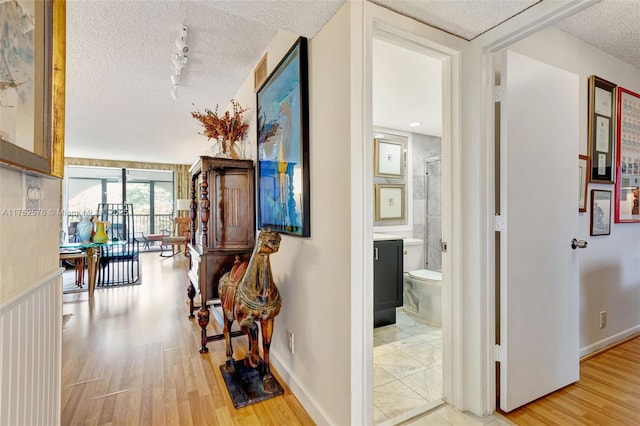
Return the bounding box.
[219,359,284,408]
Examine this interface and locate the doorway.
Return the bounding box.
[370,29,448,426]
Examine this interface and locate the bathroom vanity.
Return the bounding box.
[373,235,403,327]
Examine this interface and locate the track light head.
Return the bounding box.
[170,86,178,100]
[172,54,186,70]
[175,25,189,54]
[170,72,181,86]
[175,39,189,54]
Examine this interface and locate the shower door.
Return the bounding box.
[424,157,442,271]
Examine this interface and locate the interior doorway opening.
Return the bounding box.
[370,31,447,426]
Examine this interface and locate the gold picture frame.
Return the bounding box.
[374,137,405,178]
[0,0,66,178]
[374,184,405,222]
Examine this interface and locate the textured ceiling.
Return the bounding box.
[64,0,343,164]
[554,0,640,70]
[63,0,640,165]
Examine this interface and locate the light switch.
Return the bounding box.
[24,174,43,209]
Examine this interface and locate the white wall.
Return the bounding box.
[231,4,353,425]
[0,167,61,301]
[0,166,62,424]
[510,27,640,355]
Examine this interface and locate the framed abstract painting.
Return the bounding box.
[256,37,310,237]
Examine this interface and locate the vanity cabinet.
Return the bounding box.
[186,157,255,351]
[374,239,403,327]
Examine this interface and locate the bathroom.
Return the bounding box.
[371,37,445,424]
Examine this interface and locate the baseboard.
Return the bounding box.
[271,351,332,426]
[579,325,640,358]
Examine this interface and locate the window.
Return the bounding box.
[64,166,174,247]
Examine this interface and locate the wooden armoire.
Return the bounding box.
[186,157,255,353]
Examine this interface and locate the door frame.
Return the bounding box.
[352,0,600,423]
[474,0,598,416]
[352,3,464,424]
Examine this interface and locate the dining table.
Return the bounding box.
[59,241,124,298]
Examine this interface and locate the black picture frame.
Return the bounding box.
[256,37,310,237]
[587,75,616,184]
[590,189,612,236]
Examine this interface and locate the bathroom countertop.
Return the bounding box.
[373,233,405,241]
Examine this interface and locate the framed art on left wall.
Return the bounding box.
[0,0,66,178]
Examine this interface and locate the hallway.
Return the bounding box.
[501,336,640,425]
[61,252,313,425]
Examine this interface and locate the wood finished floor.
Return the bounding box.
[61,252,314,425]
[501,336,640,425]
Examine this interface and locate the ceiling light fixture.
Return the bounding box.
[175,25,189,53]
[409,121,422,127]
[170,71,181,86]
[170,25,189,100]
[173,54,187,70]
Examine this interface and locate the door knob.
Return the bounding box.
[571,238,587,249]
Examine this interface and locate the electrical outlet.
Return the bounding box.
[287,330,294,354]
[599,311,607,329]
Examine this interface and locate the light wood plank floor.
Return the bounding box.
[61,252,315,425]
[501,336,640,425]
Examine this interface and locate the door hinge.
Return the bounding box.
[493,86,505,102]
[494,214,505,232]
[495,344,504,362]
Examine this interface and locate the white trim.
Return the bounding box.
[579,326,640,358]
[351,1,371,425]
[473,0,601,416]
[0,268,64,314]
[270,353,332,425]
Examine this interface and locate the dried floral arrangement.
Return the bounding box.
[191,99,249,158]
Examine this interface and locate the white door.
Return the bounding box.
[499,50,581,412]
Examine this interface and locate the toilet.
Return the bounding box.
[402,238,442,327]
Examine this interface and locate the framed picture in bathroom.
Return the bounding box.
[375,184,405,222]
[374,137,406,178]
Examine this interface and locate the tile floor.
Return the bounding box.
[374,309,444,424]
[401,405,513,426]
[374,309,512,426]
